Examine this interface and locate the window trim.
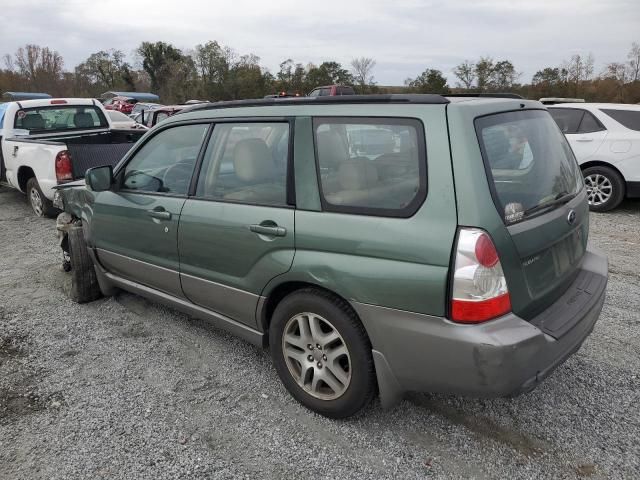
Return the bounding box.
[311,116,428,218]
[115,121,213,198]
[188,117,296,209]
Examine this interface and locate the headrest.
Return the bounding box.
[337,160,378,191]
[74,112,94,128]
[233,138,274,183]
[317,129,348,167]
[22,113,45,130]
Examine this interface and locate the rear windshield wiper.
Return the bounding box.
[522,191,576,218]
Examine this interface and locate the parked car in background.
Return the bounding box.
[264,92,302,98]
[106,110,148,130]
[307,85,356,97]
[102,92,161,115]
[54,94,607,418]
[549,103,640,211]
[141,105,190,128]
[130,102,162,117]
[0,98,145,217]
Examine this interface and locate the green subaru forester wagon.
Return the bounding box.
[54,94,608,418]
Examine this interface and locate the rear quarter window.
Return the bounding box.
[313,117,427,217]
[600,109,640,131]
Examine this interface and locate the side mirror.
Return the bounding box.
[85,165,114,192]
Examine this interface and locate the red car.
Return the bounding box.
[103,96,137,114]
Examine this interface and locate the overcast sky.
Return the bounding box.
[1,0,638,85]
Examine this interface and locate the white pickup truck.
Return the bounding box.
[0,98,146,217]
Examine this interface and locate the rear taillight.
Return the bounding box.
[55,150,73,182]
[450,228,511,323]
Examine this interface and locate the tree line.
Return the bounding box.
[1,41,639,104]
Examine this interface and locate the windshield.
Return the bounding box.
[476,109,583,224]
[14,105,109,133]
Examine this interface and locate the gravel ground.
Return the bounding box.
[0,184,639,479]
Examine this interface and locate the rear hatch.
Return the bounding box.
[475,109,588,320]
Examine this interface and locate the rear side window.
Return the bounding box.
[600,109,640,131]
[476,110,584,224]
[577,111,605,133]
[313,117,426,217]
[195,122,290,206]
[14,105,108,132]
[548,108,583,134]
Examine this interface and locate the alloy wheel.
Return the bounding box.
[30,187,44,216]
[585,173,613,206]
[281,312,351,400]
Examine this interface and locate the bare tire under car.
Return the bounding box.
[583,165,625,212]
[269,288,376,418]
[26,177,58,218]
[67,227,102,303]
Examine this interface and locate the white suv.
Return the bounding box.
[549,103,640,211]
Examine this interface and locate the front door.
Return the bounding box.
[92,123,210,297]
[178,121,295,327]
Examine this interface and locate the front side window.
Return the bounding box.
[601,108,640,131]
[14,105,108,132]
[314,117,426,217]
[476,110,584,224]
[121,123,209,195]
[195,122,290,206]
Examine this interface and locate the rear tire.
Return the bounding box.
[67,227,101,303]
[26,178,58,218]
[269,288,376,418]
[583,166,625,212]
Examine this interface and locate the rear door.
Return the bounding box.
[475,109,588,319]
[178,120,295,328]
[91,123,210,297]
[549,107,607,162]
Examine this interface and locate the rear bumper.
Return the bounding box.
[352,248,608,407]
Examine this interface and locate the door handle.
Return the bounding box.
[576,137,593,142]
[249,223,287,237]
[147,208,171,220]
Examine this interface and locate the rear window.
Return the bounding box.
[600,109,640,131]
[0,103,7,125]
[314,117,426,217]
[476,110,584,224]
[14,105,108,132]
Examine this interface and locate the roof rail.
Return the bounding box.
[446,93,524,99]
[183,94,450,112]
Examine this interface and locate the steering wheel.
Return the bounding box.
[162,159,196,193]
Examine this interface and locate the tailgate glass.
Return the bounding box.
[476,110,584,224]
